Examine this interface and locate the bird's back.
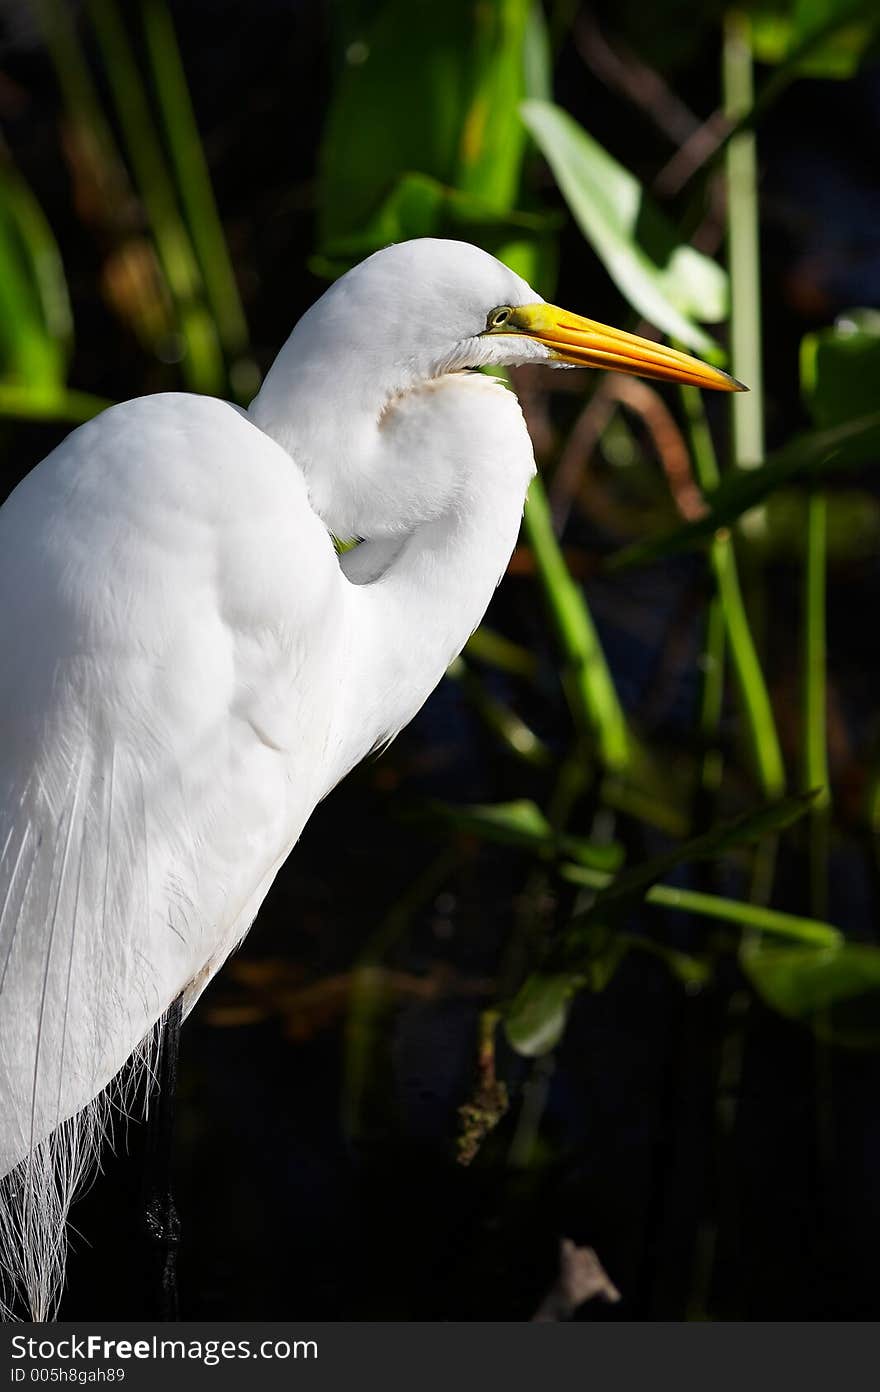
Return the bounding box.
[0,393,347,1315]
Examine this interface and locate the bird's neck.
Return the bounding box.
[339,375,538,770]
[252,369,536,776]
[343,447,534,760]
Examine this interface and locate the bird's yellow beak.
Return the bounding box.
[491,303,746,392]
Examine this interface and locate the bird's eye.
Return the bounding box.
[487,306,514,330]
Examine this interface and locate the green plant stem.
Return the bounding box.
[34,0,125,179]
[464,625,539,679]
[522,474,629,771]
[341,850,459,1137]
[712,542,784,800]
[699,594,726,795]
[140,0,259,401]
[0,165,73,353]
[724,11,764,469]
[560,862,840,946]
[680,384,785,800]
[711,2,878,171]
[447,657,550,767]
[87,0,224,395]
[687,387,727,795]
[803,490,829,805]
[804,488,830,915]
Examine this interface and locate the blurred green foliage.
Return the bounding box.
[3,0,880,1212]
[308,0,880,1073]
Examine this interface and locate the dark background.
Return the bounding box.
[2,0,880,1320]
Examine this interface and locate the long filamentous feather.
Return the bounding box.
[0,744,167,1321]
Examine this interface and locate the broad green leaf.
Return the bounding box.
[317,2,467,245]
[456,0,530,210]
[609,412,880,571]
[523,0,553,103]
[492,235,558,297]
[748,0,879,78]
[742,940,880,1014]
[314,172,558,277]
[317,0,534,251]
[505,931,707,1058]
[520,99,728,354]
[505,972,581,1056]
[742,941,880,1046]
[801,310,880,429]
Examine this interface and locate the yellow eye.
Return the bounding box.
[487,306,514,330]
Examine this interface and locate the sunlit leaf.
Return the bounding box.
[520,99,728,353]
[523,0,553,102]
[318,0,535,252]
[456,0,530,210]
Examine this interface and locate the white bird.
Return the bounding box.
[0,237,738,1318]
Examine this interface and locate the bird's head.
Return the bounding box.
[259,237,743,392]
[250,238,742,537]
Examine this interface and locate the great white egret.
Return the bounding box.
[0,237,739,1318]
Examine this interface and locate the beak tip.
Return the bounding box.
[732,376,750,393]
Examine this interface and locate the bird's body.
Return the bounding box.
[0,238,738,1318]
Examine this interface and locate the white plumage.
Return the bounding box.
[0,237,736,1318]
